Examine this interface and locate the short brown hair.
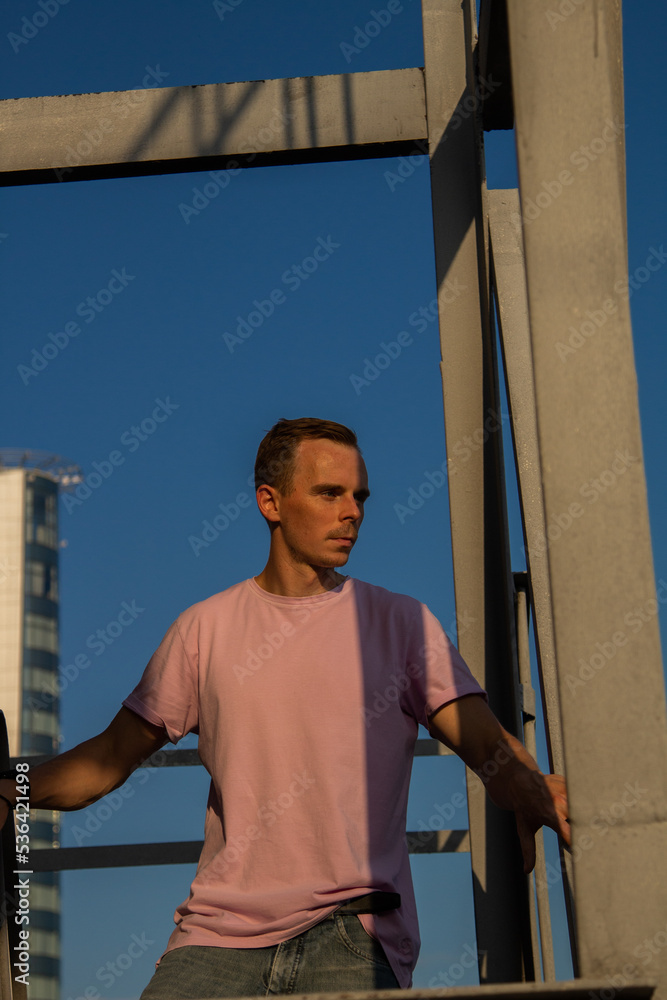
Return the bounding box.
[255,417,360,494]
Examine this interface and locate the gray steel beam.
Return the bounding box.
[11,749,202,768]
[13,738,446,771]
[422,0,533,983]
[31,830,471,872]
[487,190,564,777]
[506,1,667,996]
[406,830,470,854]
[515,577,556,983]
[0,68,426,183]
[31,840,205,871]
[477,0,514,131]
[488,189,578,969]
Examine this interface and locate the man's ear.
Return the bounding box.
[256,484,281,523]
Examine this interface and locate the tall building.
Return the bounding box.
[0,451,82,1000]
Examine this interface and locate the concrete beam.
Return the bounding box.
[489,189,578,969]
[0,68,426,183]
[422,0,532,983]
[506,1,667,995]
[187,983,656,1000]
[487,190,565,777]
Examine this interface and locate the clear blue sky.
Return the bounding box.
[1,3,665,998]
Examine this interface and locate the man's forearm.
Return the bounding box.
[428,694,570,872]
[0,708,168,816]
[472,728,542,809]
[2,736,134,813]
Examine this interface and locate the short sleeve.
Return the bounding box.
[402,603,487,727]
[123,617,199,744]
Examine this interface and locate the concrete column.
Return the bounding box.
[506,1,667,995]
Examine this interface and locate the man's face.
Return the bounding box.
[272,438,370,570]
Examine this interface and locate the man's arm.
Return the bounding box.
[0,706,167,828]
[428,693,570,873]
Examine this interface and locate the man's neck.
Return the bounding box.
[254,561,347,597]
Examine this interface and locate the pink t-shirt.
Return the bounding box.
[123,577,485,988]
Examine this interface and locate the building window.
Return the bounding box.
[22,708,59,739]
[24,976,59,1000]
[29,882,60,913]
[25,612,58,654]
[23,666,61,709]
[26,560,59,600]
[27,929,60,959]
[26,488,58,549]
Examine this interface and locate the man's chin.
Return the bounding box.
[315,553,350,569]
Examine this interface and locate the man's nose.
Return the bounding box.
[342,497,362,521]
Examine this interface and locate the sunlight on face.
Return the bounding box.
[275,439,370,569]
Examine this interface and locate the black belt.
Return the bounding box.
[336,892,401,914]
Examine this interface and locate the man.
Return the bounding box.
[0,417,570,998]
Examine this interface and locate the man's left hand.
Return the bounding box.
[428,695,571,873]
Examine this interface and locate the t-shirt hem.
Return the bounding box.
[164,905,341,953]
[122,695,175,743]
[425,682,488,720]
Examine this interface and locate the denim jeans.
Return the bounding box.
[139,913,400,998]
